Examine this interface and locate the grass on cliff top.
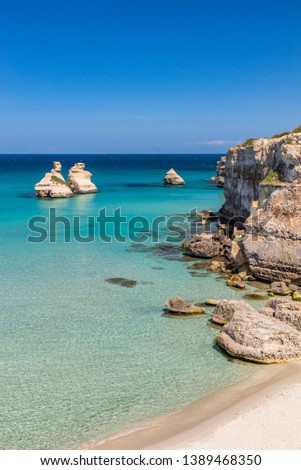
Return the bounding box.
[241,124,301,148]
[292,124,301,133]
[271,131,290,138]
[241,138,256,147]
[51,175,68,186]
[260,170,281,185]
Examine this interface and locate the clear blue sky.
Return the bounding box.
[0,0,300,153]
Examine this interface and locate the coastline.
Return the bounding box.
[78,361,301,450]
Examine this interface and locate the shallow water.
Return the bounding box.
[0,155,265,449]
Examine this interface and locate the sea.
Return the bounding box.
[0,154,265,449]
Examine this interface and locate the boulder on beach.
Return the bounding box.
[68,163,98,194]
[163,168,185,185]
[34,161,73,198]
[165,296,204,314]
[217,308,301,364]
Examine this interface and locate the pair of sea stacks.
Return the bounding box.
[35,162,97,198]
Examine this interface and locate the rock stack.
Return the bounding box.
[68,163,98,194]
[35,162,98,198]
[34,161,73,198]
[164,168,185,185]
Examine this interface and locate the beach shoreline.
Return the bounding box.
[77,361,301,450]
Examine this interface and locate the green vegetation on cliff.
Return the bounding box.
[51,175,68,186]
[260,170,281,185]
[240,124,301,148]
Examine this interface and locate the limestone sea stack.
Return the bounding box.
[34,161,73,198]
[164,168,185,185]
[68,163,98,194]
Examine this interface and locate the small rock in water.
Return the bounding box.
[105,278,137,288]
[165,296,205,315]
[268,281,292,296]
[205,299,220,306]
[163,168,185,185]
[227,275,246,289]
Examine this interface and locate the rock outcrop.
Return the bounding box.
[164,168,185,185]
[211,300,257,325]
[165,296,204,314]
[220,131,301,219]
[211,156,226,188]
[260,298,301,331]
[182,233,221,258]
[212,128,301,283]
[68,163,98,194]
[35,162,73,198]
[217,308,301,363]
[242,186,301,282]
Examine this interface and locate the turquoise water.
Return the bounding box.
[0,155,263,449]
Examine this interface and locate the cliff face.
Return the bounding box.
[218,130,301,282]
[243,186,301,282]
[220,132,301,219]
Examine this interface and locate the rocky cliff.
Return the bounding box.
[219,126,301,282]
[220,130,301,219]
[211,155,226,188]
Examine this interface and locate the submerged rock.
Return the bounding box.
[165,296,205,314]
[163,168,185,185]
[68,163,98,194]
[217,309,301,364]
[105,278,137,288]
[243,293,270,301]
[34,161,73,198]
[211,300,257,325]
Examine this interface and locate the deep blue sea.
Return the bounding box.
[0,154,264,449]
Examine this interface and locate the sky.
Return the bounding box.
[0,0,300,154]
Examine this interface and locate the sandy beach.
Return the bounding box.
[79,362,301,450]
